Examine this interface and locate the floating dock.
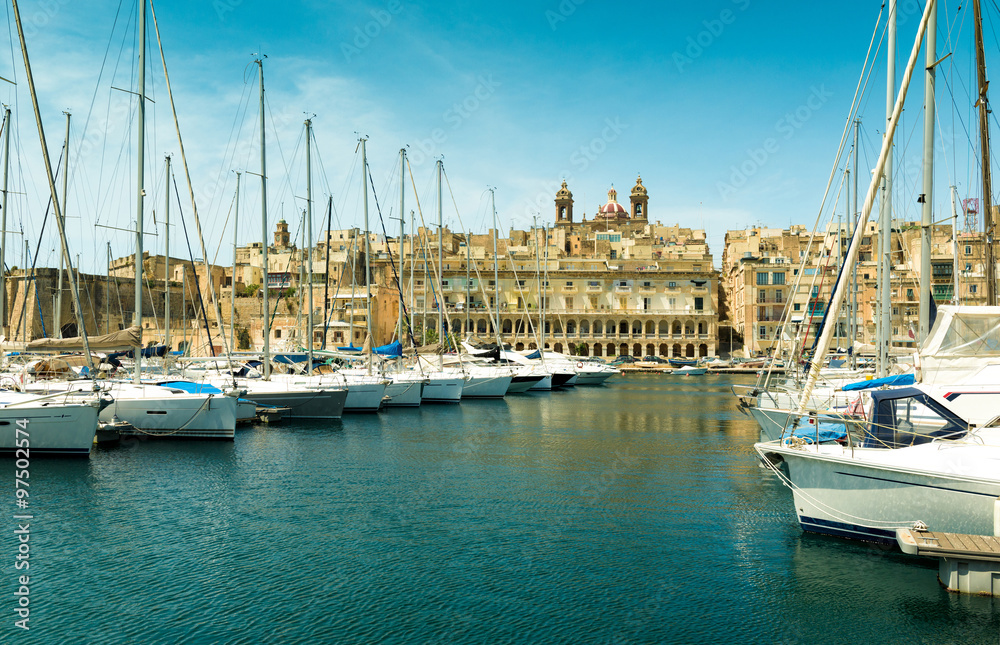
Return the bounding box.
[897,526,1000,596]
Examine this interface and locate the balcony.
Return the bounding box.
[562,286,578,293]
[615,286,632,293]
[586,285,602,292]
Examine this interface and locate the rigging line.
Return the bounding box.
[442,170,501,338]
[366,160,417,349]
[171,174,215,356]
[151,0,233,366]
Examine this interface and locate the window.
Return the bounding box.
[759,325,767,339]
[566,297,574,309]
[793,303,801,311]
[772,272,785,285]
[694,297,704,311]
[642,281,652,288]
[971,285,978,294]
[775,289,782,303]
[566,281,574,287]
[610,250,617,260]
[518,280,526,287]
[756,272,769,285]
[668,298,676,307]
[966,245,972,255]
[758,306,767,320]
[668,281,677,288]
[965,263,972,272]
[793,268,799,276]
[906,288,913,299]
[275,329,282,339]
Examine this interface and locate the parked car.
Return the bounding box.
[637,355,668,364]
[610,355,638,366]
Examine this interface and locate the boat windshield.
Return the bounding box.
[863,392,967,448]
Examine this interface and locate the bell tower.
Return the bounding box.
[630,175,648,222]
[274,219,290,249]
[555,180,574,227]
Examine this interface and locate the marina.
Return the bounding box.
[3,374,998,643]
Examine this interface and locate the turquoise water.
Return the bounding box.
[3,374,998,644]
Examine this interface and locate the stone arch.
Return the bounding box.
[697,321,707,335]
[578,320,588,335]
[554,342,563,354]
[593,343,602,357]
[618,320,628,335]
[502,319,513,334]
[515,342,525,351]
[566,320,576,335]
[684,322,695,335]
[699,343,708,357]
[515,320,526,334]
[646,344,654,356]
[552,321,563,335]
[578,343,590,356]
[686,343,695,357]
[477,319,488,334]
[528,342,537,350]
[633,343,642,356]
[659,320,669,335]
[592,320,602,336]
[672,321,682,335]
[645,321,655,335]
[659,343,669,356]
[606,343,616,356]
[620,343,629,356]
[672,343,682,357]
[631,320,642,336]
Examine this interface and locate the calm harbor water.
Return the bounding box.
[4,374,999,644]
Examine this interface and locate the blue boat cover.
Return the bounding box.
[784,422,847,444]
[157,381,224,394]
[375,340,403,357]
[272,353,308,364]
[524,350,541,360]
[841,373,915,391]
[338,345,362,352]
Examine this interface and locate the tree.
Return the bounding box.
[236,326,251,350]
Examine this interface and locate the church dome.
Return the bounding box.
[600,187,628,216]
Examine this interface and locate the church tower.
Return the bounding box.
[555,181,574,227]
[274,219,290,249]
[630,175,648,223]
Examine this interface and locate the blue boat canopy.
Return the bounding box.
[374,340,403,357]
[841,373,915,391]
[156,381,224,395]
[272,353,308,364]
[338,344,362,352]
[783,422,847,445]
[524,350,541,360]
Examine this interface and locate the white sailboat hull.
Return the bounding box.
[0,398,99,456]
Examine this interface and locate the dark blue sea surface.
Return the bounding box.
[3,374,998,643]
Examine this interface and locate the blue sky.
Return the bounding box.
[0,0,992,273]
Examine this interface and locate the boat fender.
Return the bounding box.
[576,362,583,369]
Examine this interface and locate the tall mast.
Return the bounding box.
[952,186,961,303]
[133,0,146,382]
[0,106,11,336]
[465,231,470,335]
[164,153,172,355]
[397,149,405,342]
[974,0,996,305]
[409,209,415,344]
[105,243,111,334]
[919,0,937,340]
[256,56,270,379]
[851,118,860,370]
[305,118,314,376]
[877,0,897,377]
[231,171,240,350]
[55,111,69,338]
[797,0,934,410]
[10,0,92,368]
[492,188,501,346]
[361,137,373,372]
[436,159,443,349]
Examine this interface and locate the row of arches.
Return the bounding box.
[504,342,711,358]
[442,317,712,338]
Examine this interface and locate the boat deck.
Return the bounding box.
[897,529,1000,562]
